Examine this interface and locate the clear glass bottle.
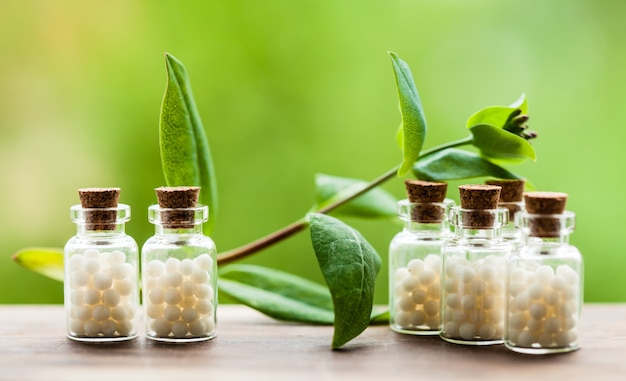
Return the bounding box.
[440,185,512,345]
[389,198,453,335]
[505,192,583,354]
[64,188,139,342]
[142,187,217,342]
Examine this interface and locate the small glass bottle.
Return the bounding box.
[486,179,525,250]
[142,186,217,342]
[389,180,453,335]
[64,188,140,342]
[440,184,512,345]
[505,192,583,354]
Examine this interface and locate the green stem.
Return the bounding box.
[216,135,473,265]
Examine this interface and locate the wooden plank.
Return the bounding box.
[0,304,624,381]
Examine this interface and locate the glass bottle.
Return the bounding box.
[142,186,217,342]
[389,180,452,335]
[440,184,512,345]
[64,188,139,342]
[505,192,583,354]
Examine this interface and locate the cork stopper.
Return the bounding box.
[485,179,525,202]
[524,192,568,237]
[155,186,200,228]
[404,180,447,222]
[486,179,525,220]
[78,188,120,231]
[458,184,502,228]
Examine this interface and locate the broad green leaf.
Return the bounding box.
[12,247,64,282]
[389,52,427,176]
[466,94,527,128]
[313,173,397,219]
[160,52,218,233]
[218,264,334,324]
[413,148,523,181]
[470,124,536,162]
[309,213,382,349]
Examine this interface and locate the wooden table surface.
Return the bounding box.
[0,304,625,381]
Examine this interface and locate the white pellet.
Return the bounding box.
[171,321,189,338]
[551,275,567,292]
[470,280,486,296]
[114,279,133,296]
[459,323,476,340]
[479,265,497,282]
[411,289,427,305]
[536,265,555,283]
[539,332,554,347]
[425,315,440,329]
[459,266,476,283]
[529,303,547,320]
[69,255,85,272]
[444,278,459,293]
[71,271,89,289]
[409,310,426,326]
[109,251,126,265]
[406,259,424,274]
[164,289,182,305]
[394,267,411,282]
[101,320,117,337]
[146,304,164,319]
[165,257,180,273]
[401,276,419,292]
[528,283,544,300]
[192,269,209,284]
[116,320,132,336]
[478,323,497,340]
[92,305,111,321]
[70,319,85,336]
[181,280,196,297]
[164,305,181,321]
[427,283,441,299]
[424,254,441,273]
[75,306,92,322]
[394,311,412,327]
[194,284,212,299]
[554,330,573,347]
[145,260,164,278]
[181,297,197,308]
[84,258,100,275]
[181,307,199,323]
[443,322,460,337]
[102,289,120,307]
[110,306,128,321]
[84,289,100,305]
[446,293,461,309]
[165,272,184,288]
[194,254,213,271]
[110,264,129,280]
[397,296,415,312]
[93,272,113,290]
[517,331,535,347]
[84,319,100,336]
[461,295,477,310]
[418,270,436,286]
[195,299,213,315]
[423,300,439,316]
[152,319,172,337]
[180,259,195,276]
[148,288,165,304]
[509,311,529,330]
[513,292,530,311]
[544,317,561,333]
[189,319,207,336]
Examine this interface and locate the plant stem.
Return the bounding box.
[216,135,473,265]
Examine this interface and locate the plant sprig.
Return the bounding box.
[12,51,537,349]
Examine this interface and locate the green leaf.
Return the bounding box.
[389,52,427,176]
[160,52,218,233]
[12,247,64,282]
[470,124,536,162]
[313,173,397,219]
[218,264,335,324]
[466,94,527,128]
[309,213,382,349]
[413,148,523,181]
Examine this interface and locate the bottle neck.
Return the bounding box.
[449,206,509,241]
[453,226,502,241]
[397,198,453,235]
[75,222,126,237]
[153,223,204,236]
[519,211,575,245]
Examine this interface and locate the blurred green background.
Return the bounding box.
[1,0,625,305]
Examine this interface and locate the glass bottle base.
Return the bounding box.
[146,334,216,343]
[68,333,138,343]
[505,343,579,354]
[390,325,439,336]
[440,335,503,346]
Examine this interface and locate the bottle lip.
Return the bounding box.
[148,204,209,225]
[70,203,131,223]
[397,198,455,223]
[449,206,509,229]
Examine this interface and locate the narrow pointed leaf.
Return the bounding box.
[314,173,397,218]
[219,264,334,324]
[470,124,536,162]
[12,247,64,282]
[160,53,218,233]
[389,52,427,176]
[309,213,381,349]
[413,148,523,181]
